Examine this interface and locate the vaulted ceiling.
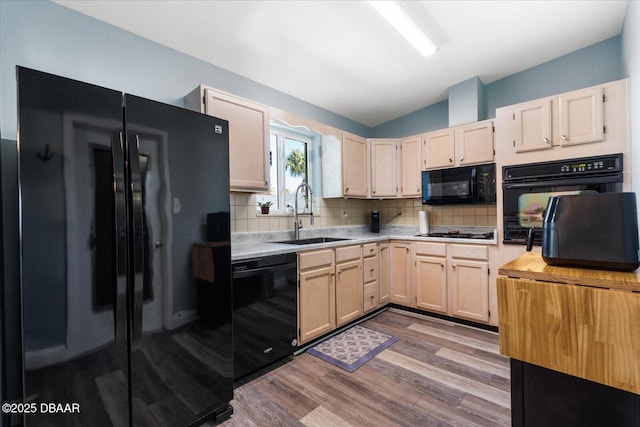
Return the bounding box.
[54,1,628,127]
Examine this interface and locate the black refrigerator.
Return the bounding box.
[16,67,233,426]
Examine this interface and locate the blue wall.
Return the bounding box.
[0,1,369,139]
[372,36,622,137]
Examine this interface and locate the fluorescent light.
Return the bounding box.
[368,0,437,57]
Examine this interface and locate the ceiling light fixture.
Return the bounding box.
[368,0,437,57]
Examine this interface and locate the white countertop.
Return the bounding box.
[231,226,498,261]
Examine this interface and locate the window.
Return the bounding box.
[260,125,312,214]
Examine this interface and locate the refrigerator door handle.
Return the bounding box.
[127,133,145,340]
[112,132,128,349]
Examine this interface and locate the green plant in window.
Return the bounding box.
[285,148,306,178]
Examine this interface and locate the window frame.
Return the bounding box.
[262,125,314,216]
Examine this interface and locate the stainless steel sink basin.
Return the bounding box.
[274,237,350,245]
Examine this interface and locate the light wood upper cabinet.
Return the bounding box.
[559,86,604,146]
[400,135,422,197]
[342,132,368,197]
[185,86,270,192]
[423,121,494,170]
[422,129,455,169]
[456,121,495,165]
[513,98,553,153]
[369,139,398,198]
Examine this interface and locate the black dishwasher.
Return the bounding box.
[232,253,298,380]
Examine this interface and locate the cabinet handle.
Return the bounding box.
[543,137,550,143]
[561,134,568,140]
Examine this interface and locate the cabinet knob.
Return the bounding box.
[449,158,453,163]
[345,187,349,193]
[406,248,409,253]
[543,137,550,143]
[452,265,456,270]
[373,190,376,194]
[370,248,374,254]
[370,295,375,300]
[460,157,463,162]
[561,134,568,140]
[440,263,444,269]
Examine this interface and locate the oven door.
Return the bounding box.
[422,166,475,205]
[502,176,622,245]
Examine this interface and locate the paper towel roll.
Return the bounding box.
[419,211,429,235]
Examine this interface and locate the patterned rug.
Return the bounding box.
[306,325,398,372]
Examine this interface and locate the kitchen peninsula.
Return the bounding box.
[497,252,640,426]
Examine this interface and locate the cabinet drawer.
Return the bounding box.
[416,242,447,257]
[363,256,378,283]
[362,243,377,258]
[363,282,378,313]
[299,249,334,271]
[335,245,362,263]
[450,244,489,261]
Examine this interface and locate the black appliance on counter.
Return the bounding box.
[16,67,233,425]
[231,254,298,381]
[371,210,380,233]
[502,153,623,246]
[538,192,639,271]
[422,163,496,205]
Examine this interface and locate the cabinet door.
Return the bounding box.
[559,86,604,146]
[457,121,494,165]
[378,243,391,304]
[400,135,422,197]
[363,282,378,314]
[299,266,336,343]
[336,259,363,326]
[342,132,367,197]
[513,99,553,153]
[449,259,489,322]
[204,88,269,192]
[370,139,398,198]
[389,242,414,306]
[416,256,447,314]
[423,129,455,169]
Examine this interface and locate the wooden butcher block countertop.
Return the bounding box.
[497,252,640,394]
[498,252,640,292]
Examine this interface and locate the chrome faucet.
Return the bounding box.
[294,182,313,240]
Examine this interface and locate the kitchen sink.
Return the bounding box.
[274,237,351,245]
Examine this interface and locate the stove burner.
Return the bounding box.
[424,231,495,240]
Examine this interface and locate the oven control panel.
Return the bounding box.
[503,153,623,180]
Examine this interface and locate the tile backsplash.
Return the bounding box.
[230,192,496,233]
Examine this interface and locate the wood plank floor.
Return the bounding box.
[221,308,510,426]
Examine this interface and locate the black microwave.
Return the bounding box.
[422,163,496,205]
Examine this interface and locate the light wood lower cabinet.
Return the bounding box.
[390,241,414,306]
[298,245,363,344]
[362,243,379,313]
[298,250,335,344]
[378,243,391,305]
[449,259,489,322]
[335,245,363,326]
[416,256,448,314]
